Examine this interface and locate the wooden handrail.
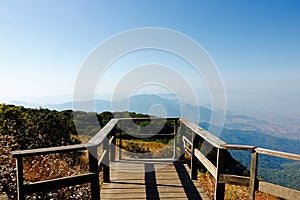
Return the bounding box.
[88,118,118,145]
[12,143,93,158]
[258,181,300,199]
[117,117,179,121]
[11,117,300,200]
[179,118,226,148]
[219,174,250,187]
[256,147,300,161]
[194,148,217,178]
[23,173,95,194]
[11,118,119,200]
[223,144,256,151]
[179,117,300,200]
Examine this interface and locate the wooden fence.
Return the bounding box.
[179,118,300,200]
[12,118,300,200]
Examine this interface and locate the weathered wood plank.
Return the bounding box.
[111,173,180,180]
[98,150,108,171]
[256,148,300,161]
[16,157,25,200]
[183,135,192,146]
[110,129,116,162]
[194,148,217,178]
[12,143,93,158]
[215,148,226,200]
[117,117,179,121]
[88,119,118,145]
[102,135,110,183]
[101,161,209,200]
[249,150,258,200]
[179,124,186,161]
[88,146,100,200]
[258,181,300,200]
[179,118,226,148]
[190,133,200,180]
[102,192,202,198]
[117,158,177,163]
[23,173,95,194]
[219,174,250,186]
[121,134,176,139]
[223,144,256,151]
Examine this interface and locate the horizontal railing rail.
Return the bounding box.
[179,118,300,200]
[12,143,94,157]
[12,118,118,200]
[12,117,300,200]
[116,118,179,161]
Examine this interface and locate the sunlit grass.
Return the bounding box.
[198,170,280,200]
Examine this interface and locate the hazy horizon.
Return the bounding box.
[3,91,299,124]
[1,1,300,126]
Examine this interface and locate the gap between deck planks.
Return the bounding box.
[101,161,209,200]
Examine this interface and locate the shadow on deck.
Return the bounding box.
[101,161,209,200]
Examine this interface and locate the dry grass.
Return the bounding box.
[117,139,174,159]
[23,153,89,182]
[198,170,280,200]
[23,153,92,200]
[0,134,94,200]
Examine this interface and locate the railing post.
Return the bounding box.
[215,148,226,200]
[110,127,116,162]
[88,146,100,200]
[16,156,25,200]
[174,119,178,135]
[249,150,258,200]
[179,123,186,161]
[173,119,178,160]
[119,132,122,160]
[190,132,199,180]
[103,136,110,183]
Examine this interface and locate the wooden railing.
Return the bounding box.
[12,118,300,200]
[179,118,300,200]
[12,119,118,200]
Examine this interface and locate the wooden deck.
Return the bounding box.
[101,161,209,200]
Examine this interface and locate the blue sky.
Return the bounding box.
[1,1,300,122]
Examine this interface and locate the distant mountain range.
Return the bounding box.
[11,94,299,141]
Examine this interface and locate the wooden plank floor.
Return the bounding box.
[101,161,209,200]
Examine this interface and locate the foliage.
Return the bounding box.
[0,104,83,199]
[0,104,80,150]
[72,111,101,136]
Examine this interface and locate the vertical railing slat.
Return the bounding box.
[119,132,122,160]
[179,123,186,161]
[173,119,178,160]
[215,148,226,200]
[88,146,100,200]
[249,150,258,200]
[190,132,199,180]
[103,136,110,183]
[16,157,25,200]
[110,127,116,162]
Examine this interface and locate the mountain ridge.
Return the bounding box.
[9,94,300,141]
